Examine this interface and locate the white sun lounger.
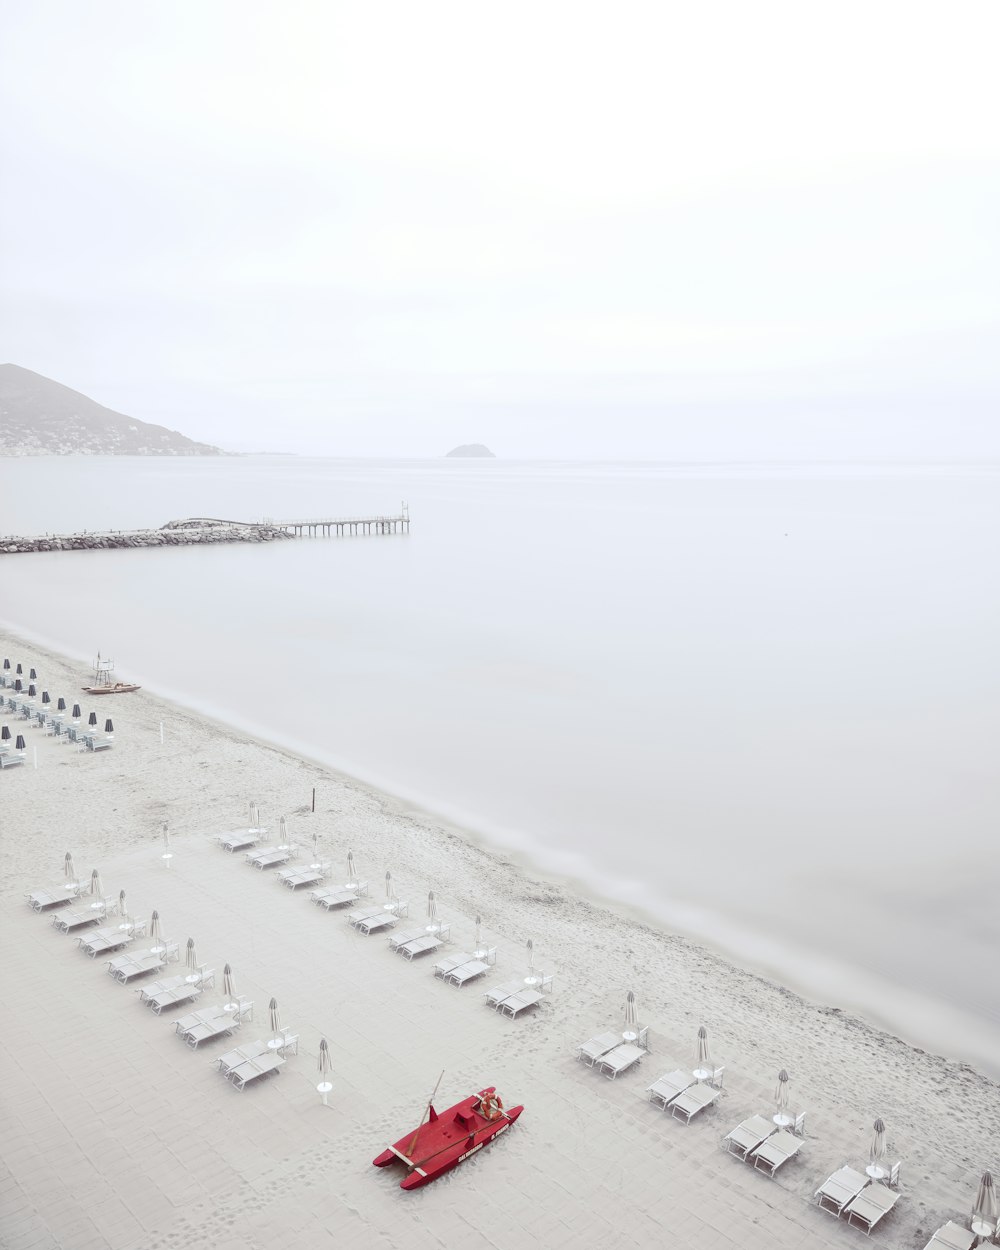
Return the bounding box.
[646,1069,695,1109]
[217,831,261,851]
[815,1166,870,1216]
[483,981,525,1008]
[576,1032,623,1067]
[26,887,77,911]
[749,1128,804,1176]
[497,989,544,1018]
[182,1013,242,1048]
[922,1222,977,1250]
[216,1040,270,1072]
[107,944,178,982]
[353,910,401,934]
[388,928,427,950]
[723,1114,775,1160]
[78,927,135,958]
[397,934,444,960]
[594,1042,646,1079]
[52,906,106,932]
[446,959,490,986]
[245,846,292,869]
[147,983,204,1015]
[434,952,472,977]
[277,866,326,889]
[311,887,363,910]
[226,1052,286,1089]
[669,1081,722,1123]
[844,1182,900,1235]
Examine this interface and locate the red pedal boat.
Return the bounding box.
[373,1084,524,1190]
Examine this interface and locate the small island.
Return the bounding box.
[445,444,496,458]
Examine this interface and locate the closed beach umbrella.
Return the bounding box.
[29,668,37,681]
[278,814,288,846]
[526,937,534,972]
[149,910,164,952]
[89,869,104,897]
[57,697,66,712]
[624,990,638,1031]
[869,1118,887,1168]
[317,1037,333,1104]
[2,658,9,671]
[15,734,26,753]
[162,823,170,851]
[71,704,81,722]
[346,850,357,884]
[118,889,129,927]
[249,801,260,829]
[42,691,50,706]
[185,937,198,970]
[14,678,22,692]
[474,913,484,956]
[88,711,97,728]
[104,719,113,735]
[384,870,392,899]
[64,852,76,884]
[16,663,22,675]
[268,997,281,1040]
[973,1171,998,1229]
[697,1025,712,1073]
[28,684,36,698]
[222,963,236,1002]
[1,725,9,741]
[776,1069,790,1115]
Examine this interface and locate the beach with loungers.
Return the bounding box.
[1,628,998,1250]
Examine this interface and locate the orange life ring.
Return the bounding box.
[480,1093,504,1121]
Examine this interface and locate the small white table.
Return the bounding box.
[970,1218,996,1245]
[773,1112,795,1129]
[866,1164,888,1180]
[692,1067,712,1082]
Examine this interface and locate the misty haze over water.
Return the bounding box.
[1,455,997,1073]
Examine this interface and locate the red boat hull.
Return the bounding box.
[373,1087,524,1189]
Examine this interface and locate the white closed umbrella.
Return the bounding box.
[317,1037,333,1106]
[118,889,131,931]
[161,822,173,868]
[278,814,288,849]
[473,913,486,959]
[222,963,238,1012]
[776,1069,791,1116]
[88,869,105,911]
[426,891,439,933]
[268,997,282,1047]
[623,990,639,1042]
[972,1171,998,1233]
[346,851,357,886]
[249,801,260,830]
[64,852,77,890]
[696,1026,712,1078]
[869,1118,887,1177]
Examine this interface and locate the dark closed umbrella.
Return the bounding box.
[16,663,22,675]
[28,684,36,697]
[14,679,22,692]
[71,704,81,722]
[29,668,37,681]
[2,659,9,671]
[57,697,66,711]
[15,735,26,752]
[88,711,97,728]
[1,725,9,742]
[42,691,50,705]
[104,719,113,734]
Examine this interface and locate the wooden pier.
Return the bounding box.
[269,503,410,537]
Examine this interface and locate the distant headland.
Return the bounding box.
[0,363,224,456]
[445,444,495,458]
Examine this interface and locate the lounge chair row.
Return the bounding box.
[646,1067,726,1122]
[434,949,497,986]
[483,978,552,1018]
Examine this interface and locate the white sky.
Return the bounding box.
[2,1,998,457]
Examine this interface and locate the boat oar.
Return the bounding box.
[405,1070,445,1162]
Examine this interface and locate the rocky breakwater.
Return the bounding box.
[0,522,296,555]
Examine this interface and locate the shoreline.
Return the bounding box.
[4,619,998,1081]
[2,626,998,1249]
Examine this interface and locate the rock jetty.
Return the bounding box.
[0,522,294,555]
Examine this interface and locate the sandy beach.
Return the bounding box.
[1,627,997,1250]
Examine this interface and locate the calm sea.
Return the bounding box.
[2,455,998,1072]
